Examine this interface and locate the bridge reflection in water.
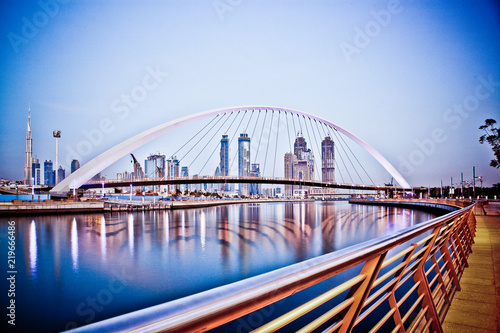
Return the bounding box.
[2,201,435,332]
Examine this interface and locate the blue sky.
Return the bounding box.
[0,0,499,187]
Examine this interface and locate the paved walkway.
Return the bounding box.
[443,201,500,332]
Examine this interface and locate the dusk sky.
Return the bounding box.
[1,0,499,187]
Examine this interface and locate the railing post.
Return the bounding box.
[338,252,387,333]
[412,226,443,333]
[388,244,418,333]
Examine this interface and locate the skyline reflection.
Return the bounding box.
[1,202,435,332]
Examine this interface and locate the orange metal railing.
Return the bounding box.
[69,199,476,333]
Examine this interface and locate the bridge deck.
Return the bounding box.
[443,201,500,332]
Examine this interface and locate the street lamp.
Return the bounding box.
[477,176,484,197]
[53,130,61,184]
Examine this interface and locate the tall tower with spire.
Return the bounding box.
[24,104,33,185]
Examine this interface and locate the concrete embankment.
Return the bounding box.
[348,199,475,214]
[0,198,315,216]
[0,201,104,216]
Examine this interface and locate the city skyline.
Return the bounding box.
[1,1,499,187]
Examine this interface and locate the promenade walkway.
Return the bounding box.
[443,201,500,332]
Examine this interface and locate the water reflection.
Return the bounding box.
[71,217,78,271]
[3,202,435,333]
[128,214,134,256]
[29,220,37,277]
[100,216,107,261]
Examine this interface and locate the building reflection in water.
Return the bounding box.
[29,220,37,277]
[128,214,134,256]
[71,217,78,271]
[100,216,107,261]
[5,202,437,333]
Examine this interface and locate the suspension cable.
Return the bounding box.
[262,110,275,175]
[302,115,321,181]
[327,125,354,184]
[171,114,219,160]
[285,111,292,153]
[273,110,280,178]
[229,111,249,171]
[253,110,268,165]
[335,128,375,185]
[194,112,234,173]
[181,113,226,162]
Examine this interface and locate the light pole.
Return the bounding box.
[130,184,133,201]
[477,176,484,198]
[473,166,476,198]
[53,130,61,184]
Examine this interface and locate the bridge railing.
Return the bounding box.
[69,200,476,333]
[84,175,407,191]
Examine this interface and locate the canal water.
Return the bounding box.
[0,201,436,332]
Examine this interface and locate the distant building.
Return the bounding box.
[145,154,165,178]
[71,159,80,174]
[24,105,33,186]
[284,133,314,197]
[219,134,229,192]
[310,136,336,197]
[192,174,200,192]
[238,132,250,196]
[321,136,335,183]
[90,173,102,182]
[249,163,261,196]
[32,158,40,185]
[57,166,65,183]
[181,166,189,193]
[167,156,180,193]
[44,160,55,186]
[145,154,165,192]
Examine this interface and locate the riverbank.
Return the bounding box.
[348,198,476,214]
[0,198,316,216]
[0,201,104,216]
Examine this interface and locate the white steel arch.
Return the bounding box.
[51,106,410,194]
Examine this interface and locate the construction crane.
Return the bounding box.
[130,154,145,180]
[157,166,164,178]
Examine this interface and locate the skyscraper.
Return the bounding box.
[238,132,251,196]
[24,105,33,185]
[167,156,180,193]
[294,133,307,158]
[71,159,80,174]
[145,154,165,178]
[181,166,189,193]
[219,134,229,192]
[145,154,165,192]
[44,160,54,186]
[284,134,314,197]
[57,166,66,183]
[249,163,261,196]
[32,158,40,185]
[321,136,335,183]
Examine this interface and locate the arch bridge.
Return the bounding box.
[51,106,411,194]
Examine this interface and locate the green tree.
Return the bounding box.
[479,119,500,168]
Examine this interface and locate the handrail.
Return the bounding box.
[68,199,476,333]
